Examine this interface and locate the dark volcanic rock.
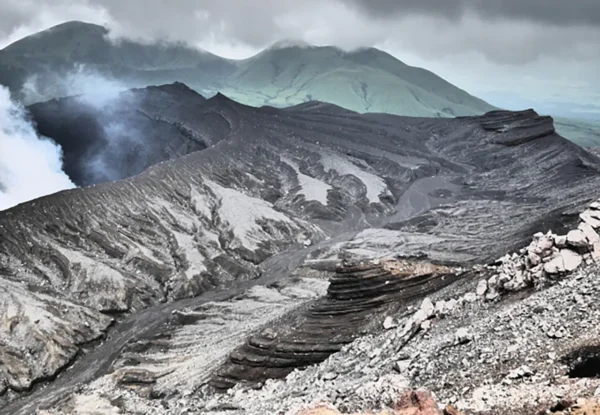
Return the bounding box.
[477,109,556,146]
[211,260,461,390]
[27,82,230,186]
[2,86,600,412]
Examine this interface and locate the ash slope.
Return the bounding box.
[1,90,600,412]
[27,82,232,186]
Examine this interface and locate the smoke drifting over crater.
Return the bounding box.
[0,85,74,210]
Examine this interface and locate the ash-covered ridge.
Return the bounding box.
[1,84,600,413]
[27,82,230,186]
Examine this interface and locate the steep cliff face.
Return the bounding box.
[1,86,600,413]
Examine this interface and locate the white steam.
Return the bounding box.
[0,85,74,211]
[21,64,127,105]
[20,67,146,185]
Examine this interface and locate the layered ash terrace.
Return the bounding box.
[1,84,600,408]
[211,259,462,390]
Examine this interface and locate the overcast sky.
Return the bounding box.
[0,0,599,115]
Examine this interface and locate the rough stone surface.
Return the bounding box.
[562,249,584,272]
[568,229,588,247]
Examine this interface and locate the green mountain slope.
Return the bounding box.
[0,21,493,118]
[222,45,493,117]
[0,21,235,101]
[0,21,596,146]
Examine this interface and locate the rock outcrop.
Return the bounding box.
[482,198,600,296]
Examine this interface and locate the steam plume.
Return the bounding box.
[0,85,74,210]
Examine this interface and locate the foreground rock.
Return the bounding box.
[297,390,452,415]
[484,198,600,295]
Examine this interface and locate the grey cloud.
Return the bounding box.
[344,0,600,27]
[0,0,598,66]
[98,0,319,47]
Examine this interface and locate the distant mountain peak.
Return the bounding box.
[133,82,205,98]
[268,39,314,50]
[35,20,108,37]
[208,91,238,106]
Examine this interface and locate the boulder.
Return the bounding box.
[537,235,555,251]
[561,249,582,272]
[555,235,568,248]
[530,265,544,280]
[579,222,600,244]
[476,280,488,296]
[419,298,435,318]
[567,229,588,248]
[528,251,541,266]
[407,298,436,334]
[463,293,478,303]
[593,242,600,261]
[581,211,600,229]
[544,255,565,274]
[435,299,458,317]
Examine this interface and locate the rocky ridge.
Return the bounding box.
[484,201,600,295]
[2,86,600,413]
[32,199,600,415]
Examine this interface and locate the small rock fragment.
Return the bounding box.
[476,280,488,296]
[455,328,473,345]
[463,293,477,303]
[322,372,338,381]
[383,316,397,330]
[507,365,534,379]
[393,360,411,373]
[554,234,568,248]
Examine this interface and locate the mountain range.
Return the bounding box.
[1,21,493,119]
[4,21,597,148]
[3,21,598,148]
